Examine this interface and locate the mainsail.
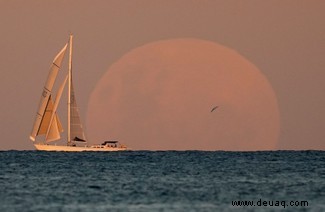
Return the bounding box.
[30,44,68,141]
[67,35,87,144]
[69,82,87,142]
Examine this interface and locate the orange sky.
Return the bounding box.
[0,1,324,150]
[87,39,280,150]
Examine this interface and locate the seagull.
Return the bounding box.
[211,106,219,112]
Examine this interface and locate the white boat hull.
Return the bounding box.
[34,144,128,152]
[30,36,130,151]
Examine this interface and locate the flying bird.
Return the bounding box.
[211,106,219,112]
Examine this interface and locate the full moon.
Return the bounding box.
[86,39,280,151]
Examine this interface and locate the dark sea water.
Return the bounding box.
[0,151,324,212]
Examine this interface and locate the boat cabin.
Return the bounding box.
[101,141,119,147]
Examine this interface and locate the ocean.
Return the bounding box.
[0,151,324,211]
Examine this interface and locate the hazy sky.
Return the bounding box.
[0,0,324,150]
[87,39,280,151]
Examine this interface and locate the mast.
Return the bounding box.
[68,34,73,146]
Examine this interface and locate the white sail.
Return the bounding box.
[30,35,128,151]
[37,96,62,135]
[67,35,86,143]
[70,82,87,142]
[30,43,68,141]
[45,75,68,142]
[45,114,62,142]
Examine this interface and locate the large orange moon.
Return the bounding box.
[86,39,280,151]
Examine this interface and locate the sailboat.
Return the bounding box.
[30,35,128,151]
